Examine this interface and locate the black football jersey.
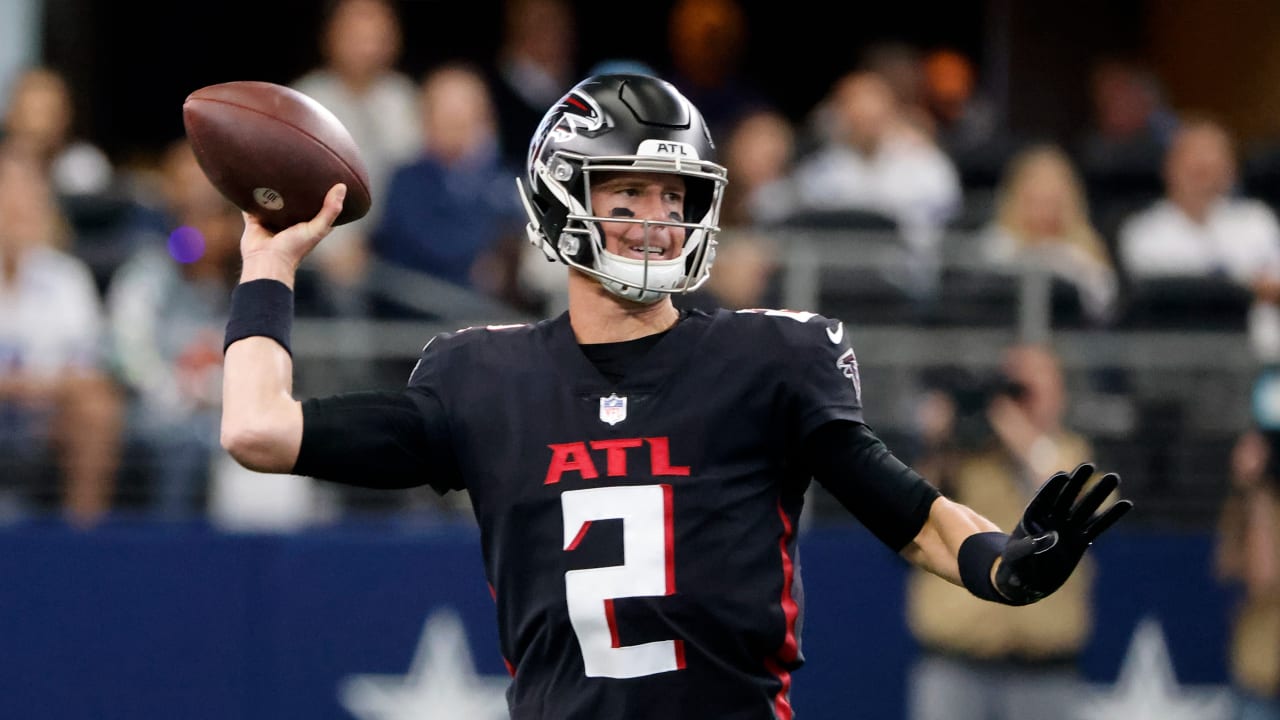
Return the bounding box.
[408,308,865,720]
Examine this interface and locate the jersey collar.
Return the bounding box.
[542,310,713,395]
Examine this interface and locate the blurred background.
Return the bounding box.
[2,0,1280,718]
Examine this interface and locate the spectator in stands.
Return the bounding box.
[922,48,999,157]
[861,41,933,138]
[488,0,577,173]
[673,228,780,315]
[794,43,929,159]
[664,0,770,145]
[906,343,1097,720]
[708,231,779,309]
[1076,58,1179,190]
[979,144,1119,324]
[719,108,797,227]
[291,0,422,313]
[0,141,121,526]
[1117,117,1280,356]
[370,63,527,313]
[1215,414,1280,720]
[764,70,962,264]
[106,140,239,519]
[2,66,113,197]
[920,48,1013,230]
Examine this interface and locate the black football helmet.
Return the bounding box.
[517,74,728,303]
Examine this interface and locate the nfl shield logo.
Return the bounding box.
[599,394,627,425]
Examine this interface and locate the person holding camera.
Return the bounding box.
[906,343,1099,720]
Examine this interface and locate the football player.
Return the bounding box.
[220,74,1131,719]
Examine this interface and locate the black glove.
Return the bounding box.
[994,462,1133,605]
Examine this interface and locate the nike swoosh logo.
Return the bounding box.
[826,322,843,345]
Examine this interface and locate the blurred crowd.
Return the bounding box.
[1,0,1278,536]
[6,1,1280,714]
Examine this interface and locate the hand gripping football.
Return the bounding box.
[182,80,372,232]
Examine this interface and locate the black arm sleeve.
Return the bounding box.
[292,387,463,494]
[804,420,941,552]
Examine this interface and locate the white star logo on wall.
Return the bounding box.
[1076,616,1232,720]
[339,609,510,720]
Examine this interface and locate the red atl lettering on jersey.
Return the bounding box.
[644,437,690,476]
[544,437,691,484]
[590,438,645,476]
[544,442,599,484]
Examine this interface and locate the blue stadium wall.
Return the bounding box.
[0,522,1233,719]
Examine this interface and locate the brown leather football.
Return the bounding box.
[182,81,372,232]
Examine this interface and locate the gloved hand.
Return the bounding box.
[994,462,1133,605]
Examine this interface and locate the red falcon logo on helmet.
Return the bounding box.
[527,90,607,181]
[549,91,605,143]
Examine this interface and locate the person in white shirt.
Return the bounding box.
[1119,118,1280,283]
[1118,118,1280,356]
[0,142,121,526]
[291,0,422,305]
[765,71,963,256]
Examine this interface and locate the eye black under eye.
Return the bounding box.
[610,207,636,217]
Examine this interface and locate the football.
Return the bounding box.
[182,80,372,232]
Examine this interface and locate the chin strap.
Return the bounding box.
[595,249,686,304]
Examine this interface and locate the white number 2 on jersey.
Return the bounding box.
[562,485,685,678]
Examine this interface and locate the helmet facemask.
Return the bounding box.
[520,149,727,304]
[517,74,729,304]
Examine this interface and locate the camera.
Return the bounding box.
[926,367,1029,451]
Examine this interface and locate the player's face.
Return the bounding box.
[590,171,687,261]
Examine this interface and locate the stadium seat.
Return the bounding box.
[1114,276,1252,330]
[926,265,1021,327]
[1243,142,1280,221]
[61,191,157,297]
[769,207,899,232]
